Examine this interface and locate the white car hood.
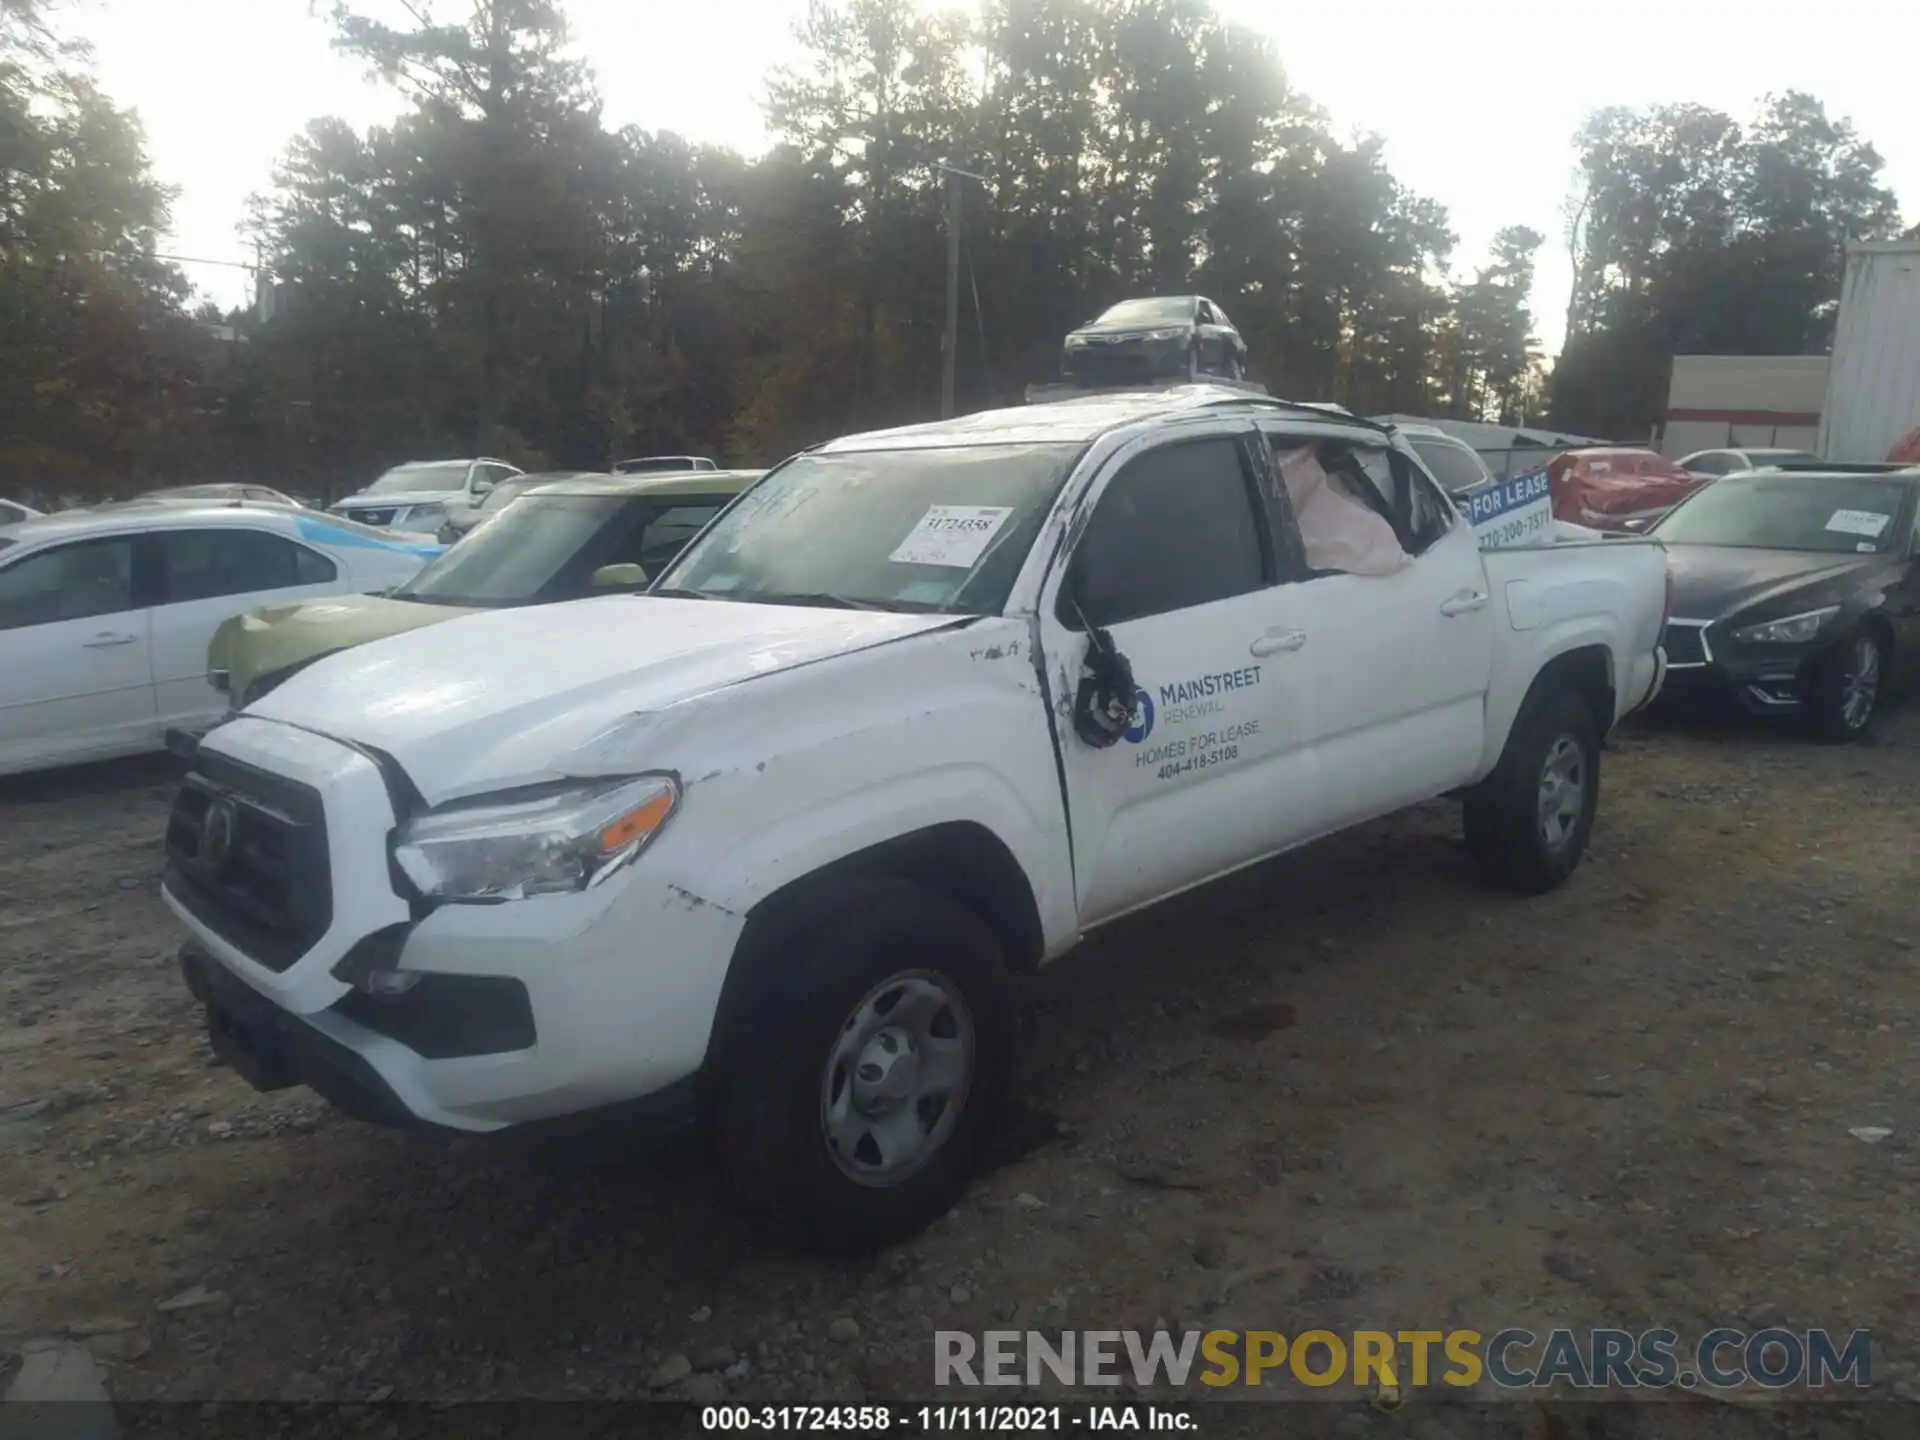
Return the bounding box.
[333,490,464,509]
[248,596,961,800]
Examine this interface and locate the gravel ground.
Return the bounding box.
[3,706,1919,1431]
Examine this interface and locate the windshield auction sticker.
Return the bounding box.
[1825,508,1890,538]
[1458,467,1553,551]
[889,505,1014,567]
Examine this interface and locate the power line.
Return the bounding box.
[153,252,259,272]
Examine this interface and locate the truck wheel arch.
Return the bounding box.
[1535,645,1615,743]
[701,821,1044,1070]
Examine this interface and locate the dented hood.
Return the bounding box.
[248,595,960,799]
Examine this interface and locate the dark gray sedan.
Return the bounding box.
[1061,295,1248,385]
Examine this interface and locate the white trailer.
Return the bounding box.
[1817,240,1920,463]
[1661,355,1829,459]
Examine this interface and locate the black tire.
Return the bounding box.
[711,878,1015,1253]
[1462,686,1600,894]
[1225,351,1244,381]
[1807,628,1883,742]
[1185,340,1203,381]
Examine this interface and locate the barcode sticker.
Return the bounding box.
[889,505,1015,568]
[1825,509,1890,538]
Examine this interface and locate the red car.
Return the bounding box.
[1546,448,1706,530]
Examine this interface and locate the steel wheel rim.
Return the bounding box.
[820,969,975,1188]
[1841,637,1879,730]
[1537,735,1587,851]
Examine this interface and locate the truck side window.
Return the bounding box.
[1284,439,1454,561]
[1062,437,1267,629]
[1396,452,1457,555]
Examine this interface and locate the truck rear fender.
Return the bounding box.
[1478,628,1617,780]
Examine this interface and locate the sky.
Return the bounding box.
[68,0,1919,359]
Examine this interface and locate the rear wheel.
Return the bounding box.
[712,880,1015,1253]
[1463,687,1600,894]
[1809,629,1883,742]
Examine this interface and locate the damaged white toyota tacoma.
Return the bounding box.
[163,387,1670,1251]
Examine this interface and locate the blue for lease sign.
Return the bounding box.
[1459,467,1554,550]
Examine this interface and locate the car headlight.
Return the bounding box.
[1066,335,1088,347]
[392,774,679,902]
[403,502,447,523]
[1733,606,1839,645]
[1140,328,1186,341]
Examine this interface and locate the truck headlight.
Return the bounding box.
[392,775,679,902]
[1732,606,1838,645]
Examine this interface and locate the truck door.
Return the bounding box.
[1036,427,1323,927]
[1268,435,1496,827]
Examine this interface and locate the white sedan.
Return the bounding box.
[0,503,438,777]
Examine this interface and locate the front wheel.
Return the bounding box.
[1463,687,1600,894]
[1808,629,1882,742]
[712,880,1015,1253]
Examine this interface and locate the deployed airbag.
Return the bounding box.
[1277,447,1409,576]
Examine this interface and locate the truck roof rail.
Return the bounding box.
[1023,376,1271,404]
[1199,394,1391,434]
[1021,378,1390,435]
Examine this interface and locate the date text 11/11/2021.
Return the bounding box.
[700,1406,1196,1432]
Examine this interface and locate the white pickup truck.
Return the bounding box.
[162,387,1669,1252]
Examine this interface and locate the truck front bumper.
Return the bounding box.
[180,944,700,1142]
[162,716,745,1136]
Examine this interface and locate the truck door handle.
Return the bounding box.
[83,632,138,648]
[1439,590,1489,617]
[1250,628,1307,657]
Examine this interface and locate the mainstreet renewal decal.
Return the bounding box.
[1123,666,1263,779]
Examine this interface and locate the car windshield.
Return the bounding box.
[394,494,637,604]
[1092,298,1192,327]
[658,443,1081,615]
[1653,475,1910,553]
[366,462,470,495]
[1408,438,1488,495]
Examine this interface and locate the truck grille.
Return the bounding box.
[1663,621,1711,668]
[165,752,333,972]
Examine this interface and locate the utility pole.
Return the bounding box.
[937,163,987,420]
